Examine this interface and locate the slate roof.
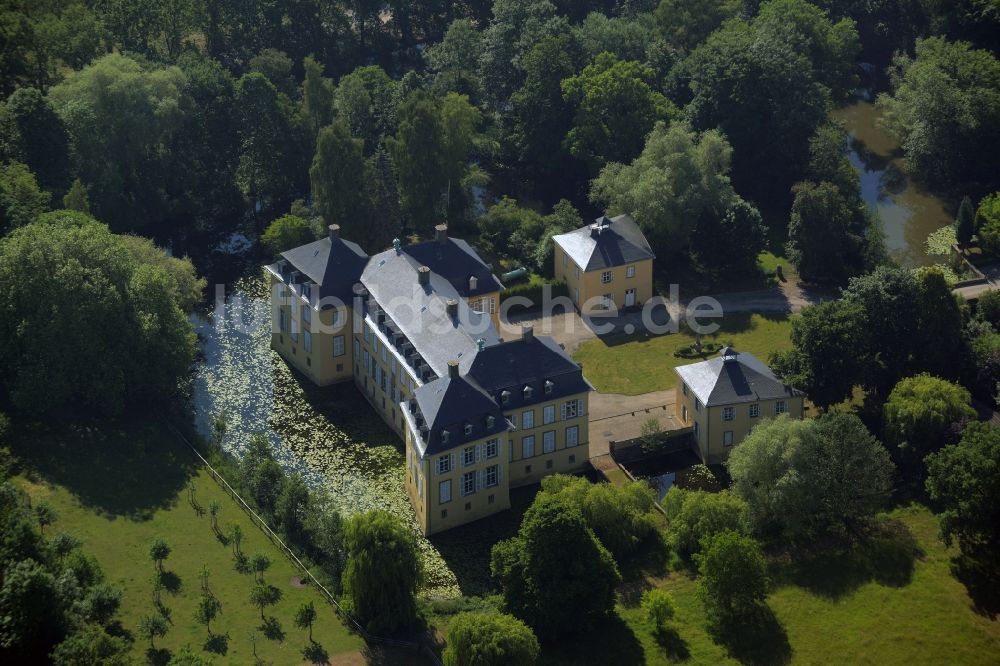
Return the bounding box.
[360,247,500,378]
[552,214,655,272]
[465,334,593,410]
[407,374,510,456]
[674,350,804,407]
[272,237,369,305]
[403,236,504,297]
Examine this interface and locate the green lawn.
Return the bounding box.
[542,506,1000,665]
[574,313,795,395]
[11,419,372,665]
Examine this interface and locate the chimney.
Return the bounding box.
[328,224,340,241]
[469,275,478,291]
[418,265,430,287]
[435,224,448,244]
[522,326,534,343]
[446,298,459,320]
[447,359,460,379]
[477,338,486,351]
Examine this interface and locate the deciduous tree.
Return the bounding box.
[443,612,540,666]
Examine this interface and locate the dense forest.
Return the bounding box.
[2,0,999,287]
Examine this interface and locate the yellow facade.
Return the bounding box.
[503,393,591,487]
[675,381,805,464]
[466,290,502,329]
[405,429,511,535]
[269,273,354,387]
[352,314,417,438]
[553,245,654,315]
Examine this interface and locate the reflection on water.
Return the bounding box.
[191,277,463,597]
[832,100,952,268]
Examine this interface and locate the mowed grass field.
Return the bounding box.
[10,419,378,665]
[573,313,795,395]
[541,506,1000,665]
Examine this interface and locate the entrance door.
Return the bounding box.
[625,288,636,307]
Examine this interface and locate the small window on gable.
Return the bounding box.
[464,423,473,436]
[501,390,510,404]
[486,415,495,429]
[544,380,554,394]
[524,385,533,399]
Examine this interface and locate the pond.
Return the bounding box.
[190,277,506,599]
[831,98,953,268]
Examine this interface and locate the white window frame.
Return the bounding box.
[333,335,346,357]
[723,430,734,447]
[485,439,499,459]
[723,407,734,421]
[543,430,556,453]
[775,401,787,415]
[291,317,299,342]
[461,471,476,496]
[522,410,534,430]
[601,270,613,284]
[626,265,636,278]
[303,329,312,353]
[543,405,555,425]
[462,446,476,467]
[332,309,344,328]
[749,403,760,418]
[522,435,535,459]
[565,425,579,448]
[439,479,452,504]
[485,464,499,488]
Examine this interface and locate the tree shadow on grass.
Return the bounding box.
[260,616,285,642]
[773,517,923,600]
[654,626,691,662]
[303,641,330,664]
[952,553,1000,619]
[11,418,198,520]
[145,647,171,666]
[159,570,182,594]
[709,605,791,666]
[204,633,229,655]
[539,612,644,665]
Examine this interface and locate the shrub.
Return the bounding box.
[697,531,769,621]
[499,279,569,316]
[663,488,749,560]
[641,589,675,631]
[443,612,540,666]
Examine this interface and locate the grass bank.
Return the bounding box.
[573,313,795,395]
[10,419,378,665]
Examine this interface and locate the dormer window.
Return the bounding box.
[523,385,533,399]
[486,415,495,429]
[464,423,473,436]
[301,282,312,300]
[441,429,450,444]
[544,380,554,394]
[501,390,510,404]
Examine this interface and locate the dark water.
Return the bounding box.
[832,100,952,268]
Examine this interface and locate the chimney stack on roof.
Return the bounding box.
[328,224,340,241]
[446,298,459,321]
[469,275,478,291]
[447,359,460,379]
[435,224,448,244]
[418,265,431,287]
[522,325,534,343]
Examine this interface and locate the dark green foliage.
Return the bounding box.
[878,37,1000,191]
[562,53,674,173]
[311,120,366,242]
[0,161,49,232]
[976,289,1000,328]
[786,182,866,284]
[342,510,422,634]
[389,92,447,235]
[250,48,297,99]
[727,414,895,542]
[0,218,197,418]
[654,0,741,52]
[977,193,1000,255]
[295,601,317,642]
[663,489,750,560]
[491,493,621,637]
[443,611,541,666]
[770,300,864,409]
[884,374,976,478]
[956,195,975,246]
[50,625,130,665]
[697,531,769,620]
[362,145,403,253]
[1,88,71,193]
[926,422,1000,570]
[61,179,89,214]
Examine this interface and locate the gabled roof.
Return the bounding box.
[674,350,804,407]
[361,247,500,378]
[403,236,504,297]
[274,236,368,305]
[465,333,592,410]
[409,374,509,456]
[552,214,654,272]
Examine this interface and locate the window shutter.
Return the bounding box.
[450,453,456,470]
[498,465,503,482]
[561,403,567,421]
[577,399,584,416]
